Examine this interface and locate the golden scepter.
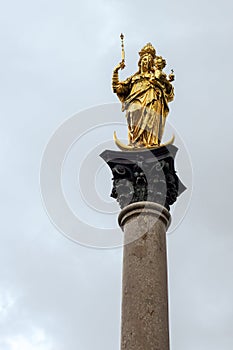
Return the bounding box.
[120,33,125,69]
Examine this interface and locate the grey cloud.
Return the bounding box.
[0,0,233,349]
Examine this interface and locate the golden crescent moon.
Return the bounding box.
[113,131,175,151]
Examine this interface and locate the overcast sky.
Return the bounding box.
[1,0,233,349]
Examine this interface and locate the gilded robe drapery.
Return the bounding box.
[113,71,174,147]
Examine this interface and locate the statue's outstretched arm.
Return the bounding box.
[112,62,130,98]
[112,62,125,92]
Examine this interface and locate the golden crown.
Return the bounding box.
[139,43,156,59]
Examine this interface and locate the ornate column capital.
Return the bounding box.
[100,145,186,211]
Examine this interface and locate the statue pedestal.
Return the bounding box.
[100,145,185,210]
[100,145,186,350]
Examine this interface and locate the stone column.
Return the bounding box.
[100,145,185,350]
[119,202,170,350]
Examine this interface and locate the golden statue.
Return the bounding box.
[112,35,175,150]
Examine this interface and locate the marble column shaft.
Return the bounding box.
[119,202,171,350]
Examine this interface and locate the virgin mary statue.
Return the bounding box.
[112,43,175,148]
